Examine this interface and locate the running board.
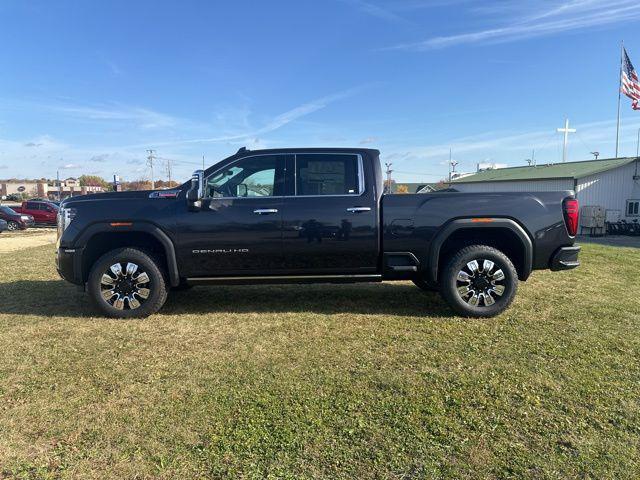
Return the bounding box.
[186,274,383,286]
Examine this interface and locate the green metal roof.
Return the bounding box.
[452,157,638,183]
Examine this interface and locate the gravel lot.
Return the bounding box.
[0,228,57,253]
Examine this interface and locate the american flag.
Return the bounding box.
[621,48,640,111]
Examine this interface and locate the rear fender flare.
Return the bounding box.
[427,218,533,283]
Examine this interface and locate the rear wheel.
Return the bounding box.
[440,245,518,318]
[88,248,168,318]
[7,221,19,231]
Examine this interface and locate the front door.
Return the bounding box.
[281,153,379,274]
[177,154,288,277]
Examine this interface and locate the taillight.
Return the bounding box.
[563,198,579,237]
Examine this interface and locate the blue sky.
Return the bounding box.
[1,0,640,183]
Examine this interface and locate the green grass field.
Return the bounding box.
[0,243,639,479]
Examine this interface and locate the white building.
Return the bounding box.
[452,157,640,220]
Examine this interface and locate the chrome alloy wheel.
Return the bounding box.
[100,262,151,310]
[455,259,506,307]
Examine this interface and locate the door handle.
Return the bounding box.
[346,207,372,213]
[253,208,279,215]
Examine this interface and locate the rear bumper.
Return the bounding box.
[56,247,84,285]
[550,245,580,271]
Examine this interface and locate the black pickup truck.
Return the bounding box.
[56,147,580,318]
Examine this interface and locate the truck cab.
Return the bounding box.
[177,149,380,279]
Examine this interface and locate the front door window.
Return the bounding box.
[206,156,280,198]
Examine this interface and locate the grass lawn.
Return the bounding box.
[0,243,639,479]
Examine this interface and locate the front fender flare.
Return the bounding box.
[75,222,180,287]
[427,218,533,283]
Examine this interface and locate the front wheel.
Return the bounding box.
[87,248,168,318]
[7,221,20,231]
[440,245,518,318]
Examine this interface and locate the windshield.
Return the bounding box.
[0,206,18,215]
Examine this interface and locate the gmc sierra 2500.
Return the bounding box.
[56,147,580,318]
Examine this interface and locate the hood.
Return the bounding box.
[61,189,180,206]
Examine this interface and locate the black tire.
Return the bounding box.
[7,221,20,231]
[412,277,438,292]
[439,245,518,318]
[87,247,168,318]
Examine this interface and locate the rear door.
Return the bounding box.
[281,152,379,274]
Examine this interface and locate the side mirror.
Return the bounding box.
[187,170,204,211]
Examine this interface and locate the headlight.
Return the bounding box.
[57,207,77,233]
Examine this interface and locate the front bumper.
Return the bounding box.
[550,245,580,271]
[56,247,84,285]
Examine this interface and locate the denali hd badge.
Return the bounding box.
[192,249,249,254]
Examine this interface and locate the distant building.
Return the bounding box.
[0,181,46,198]
[452,157,640,221]
[1,177,104,199]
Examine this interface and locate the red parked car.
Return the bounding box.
[13,201,58,225]
[0,205,35,230]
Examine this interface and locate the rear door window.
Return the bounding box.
[295,154,360,196]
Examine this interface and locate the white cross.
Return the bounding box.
[557,118,576,163]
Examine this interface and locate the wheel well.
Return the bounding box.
[437,227,527,280]
[82,231,168,282]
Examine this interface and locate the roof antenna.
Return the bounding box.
[237,147,247,154]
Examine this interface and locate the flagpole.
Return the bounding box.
[616,41,624,158]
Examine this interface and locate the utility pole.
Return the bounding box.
[557,118,576,163]
[448,148,454,182]
[526,149,536,166]
[165,158,172,187]
[450,159,458,179]
[146,149,156,189]
[202,155,206,170]
[384,162,393,193]
[56,169,61,201]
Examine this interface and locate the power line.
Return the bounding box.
[394,170,443,177]
[156,156,202,167]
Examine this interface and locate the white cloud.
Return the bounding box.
[50,103,179,129]
[340,0,409,24]
[131,85,371,148]
[386,0,640,50]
